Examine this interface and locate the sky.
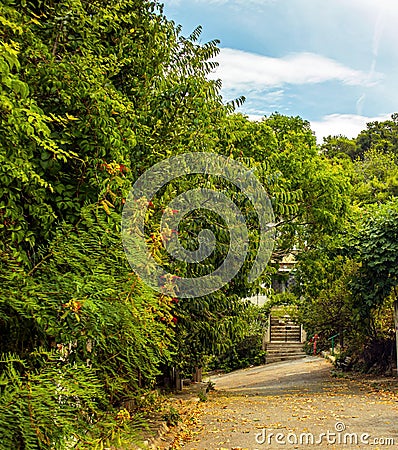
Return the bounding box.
[161,0,398,142]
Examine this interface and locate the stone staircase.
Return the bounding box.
[265,342,306,363]
[265,316,306,364]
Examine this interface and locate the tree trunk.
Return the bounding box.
[193,366,202,382]
[175,369,183,391]
[171,367,183,391]
[339,325,344,350]
[394,300,398,376]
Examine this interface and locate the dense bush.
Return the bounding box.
[207,304,267,373]
[0,206,175,447]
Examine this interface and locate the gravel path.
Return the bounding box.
[180,357,398,449]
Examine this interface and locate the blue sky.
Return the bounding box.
[162,0,398,142]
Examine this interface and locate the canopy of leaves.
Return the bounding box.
[1,0,384,445]
[349,200,398,313]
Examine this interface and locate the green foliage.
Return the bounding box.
[0,0,234,444]
[207,304,267,373]
[0,353,102,449]
[3,0,397,444]
[0,352,150,449]
[0,5,76,264]
[294,251,360,341]
[262,291,298,317]
[349,199,398,315]
[352,149,398,204]
[356,113,398,158]
[197,390,208,402]
[1,206,174,397]
[321,135,357,161]
[173,293,250,375]
[152,111,353,374]
[210,113,353,264]
[260,114,352,249]
[162,406,182,426]
[294,138,398,371]
[0,207,175,447]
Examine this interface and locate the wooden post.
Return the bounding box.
[175,369,183,391]
[265,314,271,345]
[394,300,398,376]
[339,326,344,350]
[193,366,202,382]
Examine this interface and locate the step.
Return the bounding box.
[266,347,306,354]
[267,342,304,347]
[271,334,301,340]
[267,351,306,357]
[265,341,306,364]
[270,331,301,336]
[270,322,300,328]
[271,328,301,334]
[266,354,307,363]
[270,317,299,323]
[271,334,301,342]
[266,344,304,349]
[267,349,305,355]
[270,327,300,331]
[267,351,304,355]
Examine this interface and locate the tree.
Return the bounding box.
[294,247,360,351]
[214,113,352,254]
[352,149,398,205]
[294,121,398,371]
[356,113,398,159]
[3,1,389,446]
[152,113,354,374]
[0,0,229,445]
[1,0,276,415]
[320,135,357,161]
[0,2,79,264]
[349,200,398,373]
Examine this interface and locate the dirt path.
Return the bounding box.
[176,357,398,449]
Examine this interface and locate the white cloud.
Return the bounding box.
[235,113,394,143]
[211,48,383,91]
[261,89,284,106]
[246,114,264,121]
[310,113,391,143]
[226,89,285,110]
